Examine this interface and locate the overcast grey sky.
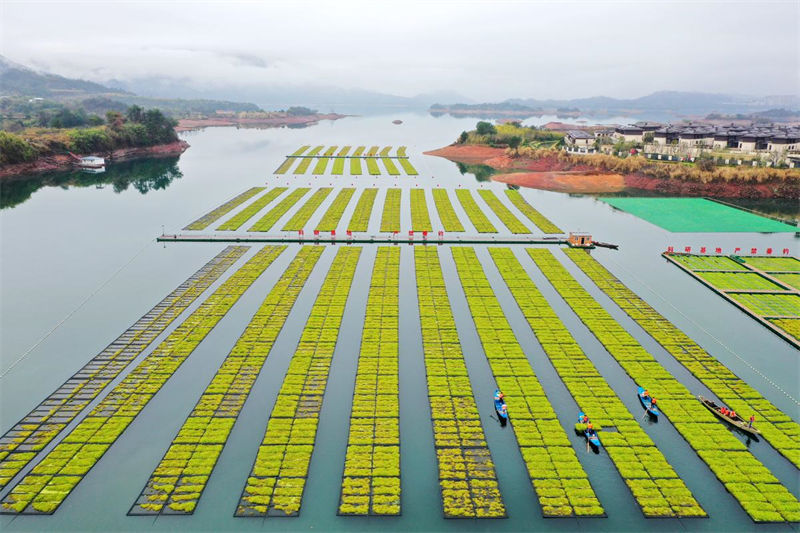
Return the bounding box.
[2,0,798,100]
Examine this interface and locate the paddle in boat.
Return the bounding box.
[493,389,508,426]
[697,395,761,437]
[637,386,660,418]
[578,413,601,448]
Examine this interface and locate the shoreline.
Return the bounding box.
[0,140,190,180]
[425,144,799,199]
[175,113,346,132]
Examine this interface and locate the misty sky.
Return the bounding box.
[2,0,798,100]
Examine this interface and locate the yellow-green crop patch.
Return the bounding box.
[347,189,378,232]
[671,255,749,271]
[0,246,248,491]
[184,187,265,230]
[293,157,313,175]
[477,191,529,234]
[380,189,401,233]
[572,249,800,470]
[455,190,496,233]
[338,248,400,516]
[1,246,285,515]
[505,190,563,234]
[773,273,800,290]
[382,158,400,175]
[312,158,329,175]
[366,158,381,175]
[432,190,464,232]
[291,146,311,156]
[742,257,800,272]
[489,248,702,518]
[694,272,785,291]
[452,248,605,518]
[282,188,333,231]
[399,158,418,175]
[410,189,432,232]
[728,293,800,317]
[316,189,355,232]
[350,158,362,175]
[217,188,288,231]
[129,247,323,516]
[249,189,310,232]
[275,158,297,174]
[415,247,506,519]
[544,249,800,522]
[235,247,360,517]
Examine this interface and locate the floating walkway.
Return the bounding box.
[157,234,569,246]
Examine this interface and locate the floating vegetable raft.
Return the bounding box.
[1,246,286,515]
[488,248,703,517]
[666,253,800,346]
[456,190,496,233]
[432,189,464,232]
[414,247,506,518]
[129,246,323,515]
[410,189,432,232]
[477,190,529,234]
[273,146,418,175]
[217,188,287,231]
[184,187,265,230]
[451,248,604,518]
[315,188,355,232]
[338,248,401,516]
[380,189,401,233]
[282,188,333,231]
[538,249,800,523]
[574,250,800,470]
[0,245,248,491]
[248,188,310,232]
[505,190,563,234]
[347,188,377,232]
[235,247,360,517]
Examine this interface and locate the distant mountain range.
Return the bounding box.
[431,91,800,118]
[0,56,261,115]
[3,55,797,118]
[106,76,470,112]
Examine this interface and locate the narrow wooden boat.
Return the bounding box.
[578,413,601,448]
[637,386,660,418]
[494,389,508,425]
[698,395,761,436]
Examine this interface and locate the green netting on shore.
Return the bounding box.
[601,197,797,233]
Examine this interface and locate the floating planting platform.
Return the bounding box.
[338,247,401,516]
[0,246,248,491]
[235,247,360,517]
[273,146,418,175]
[129,246,323,516]
[489,248,702,517]
[541,249,800,522]
[415,247,506,518]
[184,188,265,230]
[452,248,605,518]
[1,246,286,515]
[432,189,465,232]
[665,253,800,347]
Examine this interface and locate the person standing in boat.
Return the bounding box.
[748,414,755,428]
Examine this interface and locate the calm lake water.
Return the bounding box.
[0,112,798,532]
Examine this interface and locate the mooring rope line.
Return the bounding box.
[0,238,154,381]
[603,254,800,407]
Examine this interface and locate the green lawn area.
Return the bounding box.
[601,198,797,233]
